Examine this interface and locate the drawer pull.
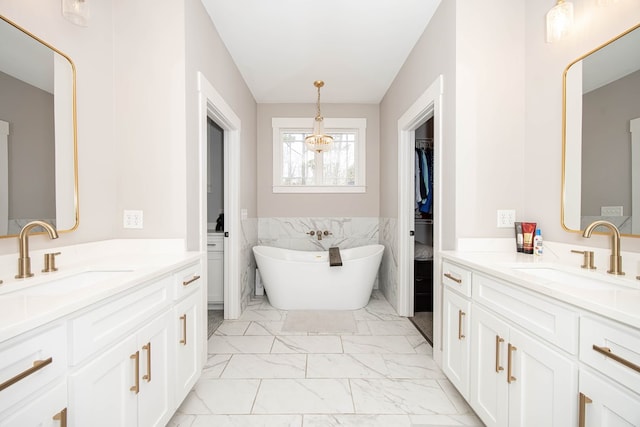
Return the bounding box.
[458,310,466,340]
[130,351,139,394]
[495,335,505,373]
[444,273,462,284]
[182,275,201,286]
[180,314,187,345]
[142,342,151,383]
[592,345,640,373]
[0,357,53,392]
[507,343,517,383]
[578,393,592,427]
[53,408,67,427]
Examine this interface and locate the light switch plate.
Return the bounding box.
[124,210,143,229]
[497,209,516,228]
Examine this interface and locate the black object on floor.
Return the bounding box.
[329,247,343,267]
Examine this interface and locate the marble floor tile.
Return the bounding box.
[208,335,274,354]
[221,354,306,378]
[253,379,354,414]
[341,335,416,354]
[271,335,343,353]
[168,291,483,426]
[350,378,458,414]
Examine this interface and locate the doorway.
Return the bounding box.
[206,118,224,336]
[397,75,443,362]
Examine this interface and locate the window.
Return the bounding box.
[272,117,366,193]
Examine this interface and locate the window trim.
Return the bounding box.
[272,117,366,193]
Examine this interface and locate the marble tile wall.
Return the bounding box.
[257,217,379,252]
[240,218,258,312]
[378,217,399,314]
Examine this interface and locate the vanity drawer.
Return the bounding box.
[70,276,171,365]
[442,260,472,297]
[473,273,578,354]
[580,316,640,393]
[173,262,203,300]
[0,322,67,414]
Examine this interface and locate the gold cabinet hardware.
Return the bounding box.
[53,407,67,427]
[578,392,592,427]
[495,335,505,373]
[180,314,187,345]
[444,273,462,284]
[42,251,61,272]
[457,310,466,340]
[0,357,53,392]
[182,275,201,286]
[142,342,151,382]
[130,351,139,394]
[507,343,517,384]
[592,344,640,373]
[571,249,596,270]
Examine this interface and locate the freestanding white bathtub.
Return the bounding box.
[252,244,384,310]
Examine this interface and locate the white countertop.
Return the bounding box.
[441,249,640,329]
[0,239,201,343]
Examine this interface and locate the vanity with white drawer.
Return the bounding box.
[0,249,203,427]
[440,253,640,427]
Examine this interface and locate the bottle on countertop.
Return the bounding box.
[533,229,543,256]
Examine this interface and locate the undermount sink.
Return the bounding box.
[512,267,631,291]
[5,270,133,296]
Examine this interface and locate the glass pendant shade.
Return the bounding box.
[304,80,333,153]
[62,0,89,27]
[546,0,573,43]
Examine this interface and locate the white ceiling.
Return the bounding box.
[200,0,442,104]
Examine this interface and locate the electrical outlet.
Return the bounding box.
[497,209,516,228]
[124,210,143,229]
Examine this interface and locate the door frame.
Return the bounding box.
[397,75,443,359]
[197,72,241,320]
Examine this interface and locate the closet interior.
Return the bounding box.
[414,118,434,313]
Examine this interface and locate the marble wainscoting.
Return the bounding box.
[378,217,399,314]
[257,217,379,252]
[240,218,258,313]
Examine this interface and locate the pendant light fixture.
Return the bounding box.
[546,0,574,43]
[304,80,333,153]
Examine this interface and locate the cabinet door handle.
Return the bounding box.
[592,344,640,373]
[130,351,140,394]
[180,314,187,345]
[53,407,67,427]
[444,273,462,284]
[507,343,517,384]
[495,335,505,373]
[0,357,53,392]
[458,310,466,340]
[578,392,593,427]
[182,275,201,286]
[142,342,151,383]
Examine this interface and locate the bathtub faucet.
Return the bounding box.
[306,230,332,241]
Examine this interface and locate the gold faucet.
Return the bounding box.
[582,220,624,275]
[16,221,59,279]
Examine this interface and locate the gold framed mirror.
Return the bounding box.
[562,23,640,237]
[0,15,78,238]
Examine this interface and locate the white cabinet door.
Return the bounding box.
[207,250,224,304]
[174,288,203,406]
[69,335,138,427]
[0,381,66,427]
[579,370,640,427]
[442,288,471,399]
[508,328,577,427]
[137,312,173,427]
[469,305,509,427]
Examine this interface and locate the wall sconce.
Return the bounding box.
[546,0,573,43]
[304,81,333,153]
[62,0,89,27]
